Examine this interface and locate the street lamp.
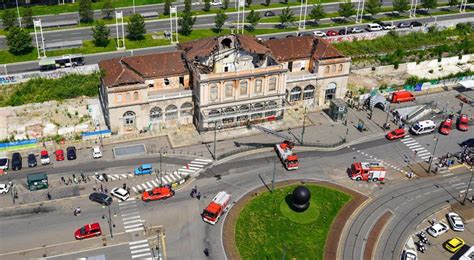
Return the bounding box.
[213,121,221,161]
[133,0,136,14]
[158,147,166,186]
[427,132,440,173]
[301,107,308,145]
[102,205,116,239]
[461,171,473,205]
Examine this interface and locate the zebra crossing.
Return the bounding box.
[131,158,212,193]
[108,173,134,181]
[400,135,434,162]
[129,239,152,259]
[118,198,145,233]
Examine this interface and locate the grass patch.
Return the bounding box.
[0,73,100,107]
[235,184,351,260]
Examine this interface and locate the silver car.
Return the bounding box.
[447,212,465,232]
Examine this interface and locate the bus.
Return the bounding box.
[39,54,85,71]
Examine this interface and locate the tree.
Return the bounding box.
[265,0,271,6]
[421,0,437,10]
[6,26,33,55]
[308,4,325,24]
[392,0,409,14]
[179,1,196,36]
[102,0,114,19]
[246,9,261,31]
[246,0,252,7]
[79,0,94,23]
[279,7,294,28]
[214,10,227,33]
[2,9,17,30]
[223,0,230,9]
[338,0,355,20]
[448,0,458,8]
[365,0,382,17]
[164,0,172,15]
[127,13,146,40]
[22,6,34,29]
[92,20,110,47]
[204,0,211,11]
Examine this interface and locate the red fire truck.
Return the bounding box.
[350,162,386,182]
[275,141,299,170]
[202,191,231,225]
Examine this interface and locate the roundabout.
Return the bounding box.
[222,180,364,260]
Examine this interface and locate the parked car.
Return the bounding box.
[210,0,222,6]
[339,29,347,35]
[268,37,276,40]
[349,27,364,33]
[376,21,396,30]
[285,34,295,38]
[457,114,469,131]
[11,152,22,171]
[264,11,276,17]
[75,223,102,240]
[401,249,417,260]
[134,164,153,175]
[439,118,453,135]
[460,138,474,148]
[447,212,465,232]
[326,30,338,36]
[397,22,411,28]
[40,150,50,165]
[410,21,423,27]
[313,30,326,37]
[386,128,406,140]
[444,237,465,253]
[27,153,37,168]
[410,120,436,135]
[0,157,8,170]
[55,149,65,161]
[367,23,383,31]
[142,187,175,202]
[427,222,449,237]
[110,187,130,201]
[89,192,113,206]
[92,146,102,159]
[0,183,10,194]
[67,146,77,160]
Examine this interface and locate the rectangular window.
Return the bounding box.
[268,77,277,91]
[133,91,139,101]
[164,78,170,86]
[125,93,131,102]
[240,81,248,96]
[117,94,123,103]
[225,82,233,98]
[254,79,262,94]
[210,84,218,101]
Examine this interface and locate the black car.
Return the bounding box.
[410,21,423,27]
[27,153,37,168]
[268,37,276,40]
[67,146,77,160]
[89,192,113,206]
[11,152,22,171]
[286,34,294,38]
[338,29,347,35]
[460,138,474,148]
[397,22,410,28]
[264,11,275,17]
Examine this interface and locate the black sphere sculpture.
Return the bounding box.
[291,186,311,212]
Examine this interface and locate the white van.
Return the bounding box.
[367,23,383,31]
[410,120,436,135]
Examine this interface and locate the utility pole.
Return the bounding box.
[461,171,473,205]
[427,132,440,173]
[272,157,276,192]
[133,0,136,13]
[213,121,218,161]
[170,6,179,44]
[103,205,115,239]
[159,149,163,186]
[115,11,126,50]
[384,102,391,128]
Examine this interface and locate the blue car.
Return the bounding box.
[134,164,153,175]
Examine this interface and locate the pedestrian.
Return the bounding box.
[100,184,103,193]
[203,248,209,257]
[194,185,197,192]
[196,192,201,200]
[47,192,51,200]
[190,191,195,198]
[123,183,127,189]
[104,186,108,194]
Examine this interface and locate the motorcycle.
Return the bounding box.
[74,207,81,216]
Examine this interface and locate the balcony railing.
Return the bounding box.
[148,89,192,101]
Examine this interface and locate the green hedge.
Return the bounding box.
[0,73,100,107]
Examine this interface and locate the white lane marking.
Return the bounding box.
[124,219,143,225]
[125,223,143,229]
[121,212,140,217]
[151,180,158,186]
[131,248,151,254]
[131,253,152,259]
[188,163,203,168]
[421,156,431,160]
[119,200,137,206]
[169,174,177,181]
[146,182,153,188]
[452,182,466,187]
[122,215,141,221]
[417,152,431,157]
[132,187,138,193]
[194,158,212,162]
[165,176,173,183]
[129,239,149,245]
[179,168,195,173]
[402,139,417,144]
[126,227,144,233]
[130,244,149,250]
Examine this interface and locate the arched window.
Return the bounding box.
[209,110,220,118]
[303,85,315,100]
[239,80,248,96]
[125,93,131,102]
[180,102,193,116]
[331,65,336,72]
[210,84,218,101]
[254,79,263,94]
[290,86,302,101]
[221,38,232,49]
[325,82,337,101]
[133,91,139,101]
[225,82,233,98]
[325,66,330,74]
[150,107,162,122]
[268,77,277,91]
[338,64,343,72]
[123,111,136,126]
[165,105,178,120]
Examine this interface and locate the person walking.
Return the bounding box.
[203,248,209,257]
[196,192,201,200]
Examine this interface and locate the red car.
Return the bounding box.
[386,128,407,140]
[142,187,175,202]
[55,149,64,161]
[457,114,469,131]
[326,30,338,36]
[75,223,102,240]
[439,118,453,135]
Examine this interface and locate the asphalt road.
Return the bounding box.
[2,11,472,75]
